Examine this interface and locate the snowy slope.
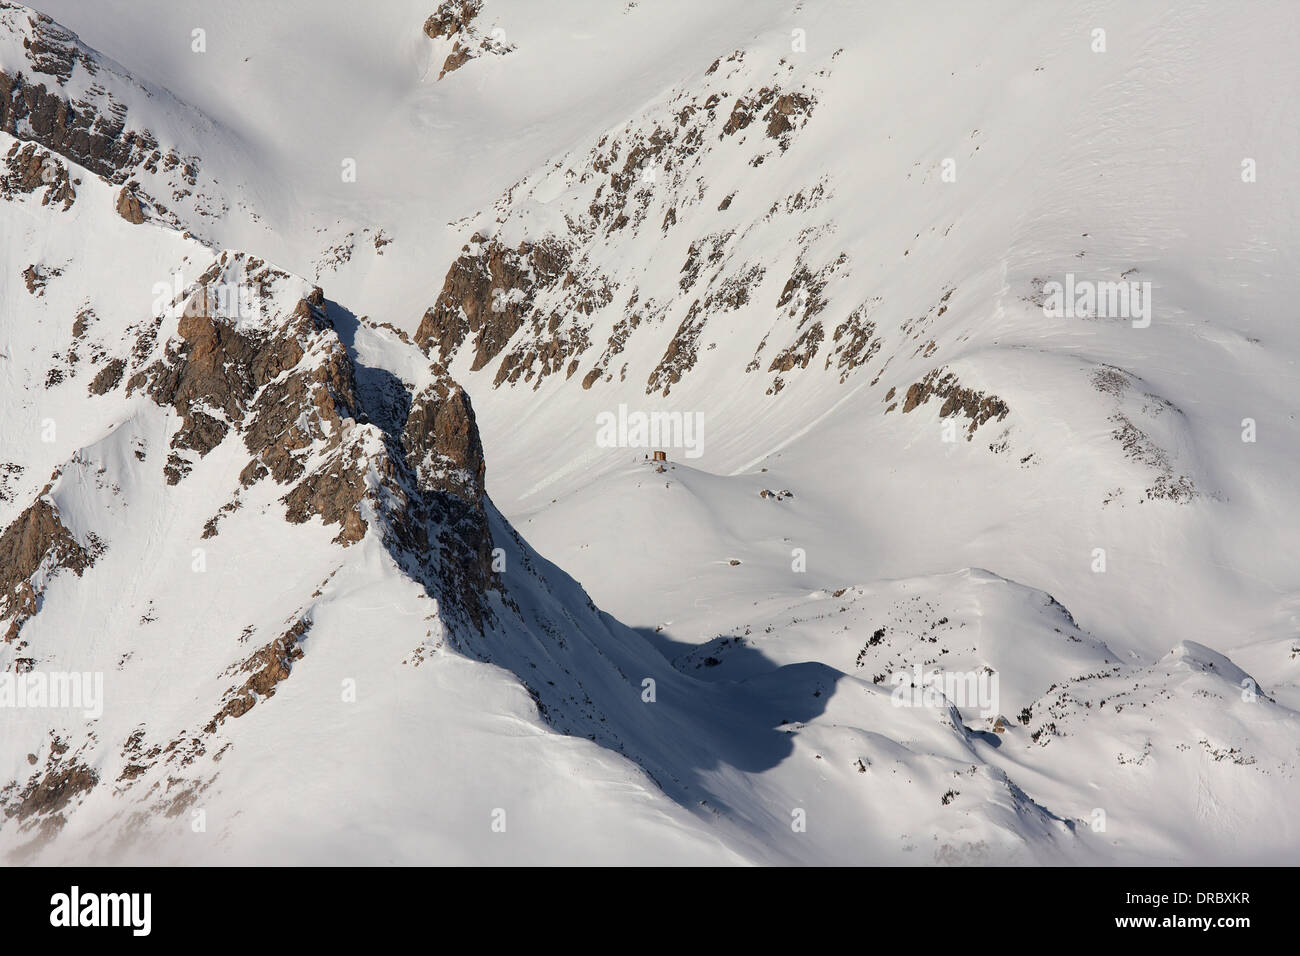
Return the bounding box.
[3,0,1299,864]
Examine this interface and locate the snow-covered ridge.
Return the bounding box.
[1,229,507,854]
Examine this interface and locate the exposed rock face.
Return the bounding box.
[1,735,98,840]
[114,251,500,629]
[768,321,823,373]
[416,49,825,396]
[414,234,578,377]
[0,29,158,184]
[125,258,359,492]
[206,620,310,732]
[765,92,814,145]
[114,184,143,223]
[423,0,481,40]
[439,43,476,79]
[720,86,814,147]
[20,262,59,295]
[0,142,76,209]
[0,490,103,646]
[423,0,514,80]
[901,367,1011,439]
[11,9,91,80]
[87,358,124,395]
[647,300,705,397]
[402,373,486,500]
[0,241,513,849]
[1,246,502,680]
[0,5,208,235]
[721,86,789,138]
[386,369,498,630]
[825,298,882,383]
[648,257,766,396]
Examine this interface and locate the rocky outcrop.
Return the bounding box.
[384,368,498,629]
[415,49,826,397]
[0,54,159,184]
[1,734,98,840]
[0,141,76,209]
[117,251,499,629]
[87,358,124,395]
[825,299,882,383]
[768,322,823,373]
[0,489,103,646]
[423,0,481,40]
[646,300,704,397]
[114,184,143,223]
[11,10,91,81]
[764,92,814,146]
[1089,368,1198,504]
[206,620,310,732]
[901,367,1010,439]
[647,259,766,396]
[423,0,514,80]
[0,5,207,235]
[414,234,579,378]
[0,247,505,663]
[402,373,485,501]
[126,259,359,492]
[0,253,506,837]
[20,262,59,295]
[721,87,814,147]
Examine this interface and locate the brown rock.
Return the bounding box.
[423,0,481,40]
[87,358,125,395]
[0,491,101,643]
[115,185,144,224]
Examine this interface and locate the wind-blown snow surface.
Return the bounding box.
[2,0,1298,864]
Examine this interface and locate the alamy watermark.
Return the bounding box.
[596,404,704,459]
[152,270,257,320]
[0,670,103,719]
[1042,273,1152,327]
[50,886,150,936]
[890,665,999,718]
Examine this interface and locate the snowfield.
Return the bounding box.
[2,0,1298,864]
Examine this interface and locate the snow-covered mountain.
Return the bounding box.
[2,0,1298,864]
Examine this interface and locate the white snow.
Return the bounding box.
[2,0,1298,864]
